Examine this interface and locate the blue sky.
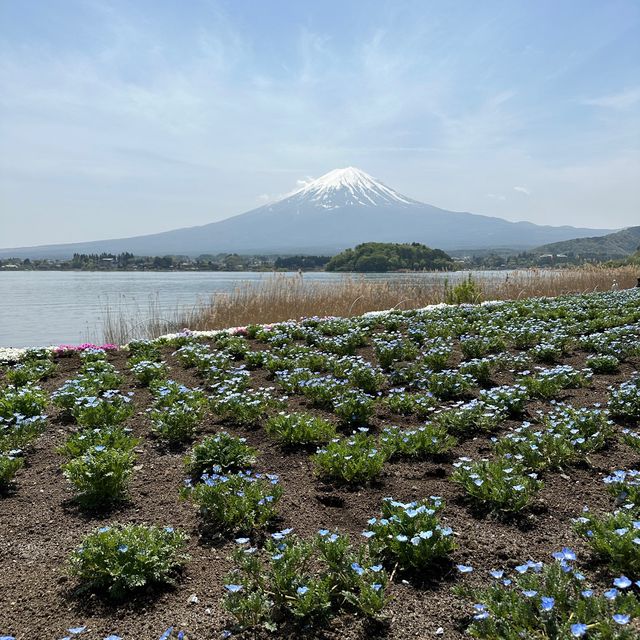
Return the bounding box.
[1,0,639,247]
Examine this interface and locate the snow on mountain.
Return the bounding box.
[286,167,417,209]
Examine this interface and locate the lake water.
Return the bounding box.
[0,270,513,348]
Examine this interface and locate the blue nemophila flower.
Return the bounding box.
[318,529,330,536]
[613,613,630,625]
[457,564,473,573]
[68,628,87,635]
[581,589,593,598]
[551,547,576,561]
[351,562,365,575]
[489,569,504,579]
[613,575,632,589]
[103,636,122,640]
[371,583,382,591]
[297,586,309,595]
[540,596,555,611]
[158,629,173,640]
[224,584,243,593]
[270,530,288,541]
[522,590,538,597]
[117,545,128,553]
[570,623,587,637]
[234,537,250,545]
[0,636,16,640]
[370,564,383,572]
[604,588,618,600]
[361,530,375,538]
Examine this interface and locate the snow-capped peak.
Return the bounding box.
[289,167,417,209]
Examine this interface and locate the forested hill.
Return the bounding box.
[535,226,640,258]
[325,242,454,272]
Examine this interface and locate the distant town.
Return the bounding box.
[0,246,629,273]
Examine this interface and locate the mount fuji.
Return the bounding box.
[0,167,612,258]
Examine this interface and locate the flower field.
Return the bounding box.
[1,288,640,639]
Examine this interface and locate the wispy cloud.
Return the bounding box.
[583,87,640,110]
[0,0,638,245]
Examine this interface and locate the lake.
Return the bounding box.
[0,270,512,348]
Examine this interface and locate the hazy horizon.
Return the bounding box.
[1,0,639,248]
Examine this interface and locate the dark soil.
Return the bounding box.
[1,341,639,640]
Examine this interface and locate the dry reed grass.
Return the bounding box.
[102,266,639,344]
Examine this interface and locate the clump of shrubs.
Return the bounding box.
[265,412,336,447]
[0,452,23,489]
[364,497,456,572]
[451,457,542,513]
[63,446,135,508]
[313,431,387,485]
[69,524,189,599]
[182,467,282,533]
[223,529,387,632]
[455,551,640,639]
[184,432,257,478]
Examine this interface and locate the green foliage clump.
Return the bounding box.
[365,497,456,572]
[69,524,189,599]
[127,339,163,363]
[184,432,257,478]
[265,412,336,447]
[384,390,437,419]
[451,458,542,513]
[460,335,505,360]
[150,381,206,445]
[519,366,591,400]
[58,426,139,459]
[380,424,456,459]
[574,508,640,577]
[183,468,283,533]
[586,354,620,373]
[433,400,505,437]
[223,530,387,632]
[4,358,56,386]
[130,359,167,386]
[455,554,640,639]
[609,377,640,419]
[479,384,530,417]
[494,405,613,471]
[213,388,284,427]
[63,447,135,508]
[71,391,134,429]
[444,275,483,304]
[0,452,23,489]
[332,389,376,426]
[314,431,387,485]
[424,369,475,400]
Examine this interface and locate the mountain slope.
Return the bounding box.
[535,226,640,258]
[0,167,613,258]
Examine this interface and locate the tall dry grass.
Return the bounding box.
[102,266,639,344]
